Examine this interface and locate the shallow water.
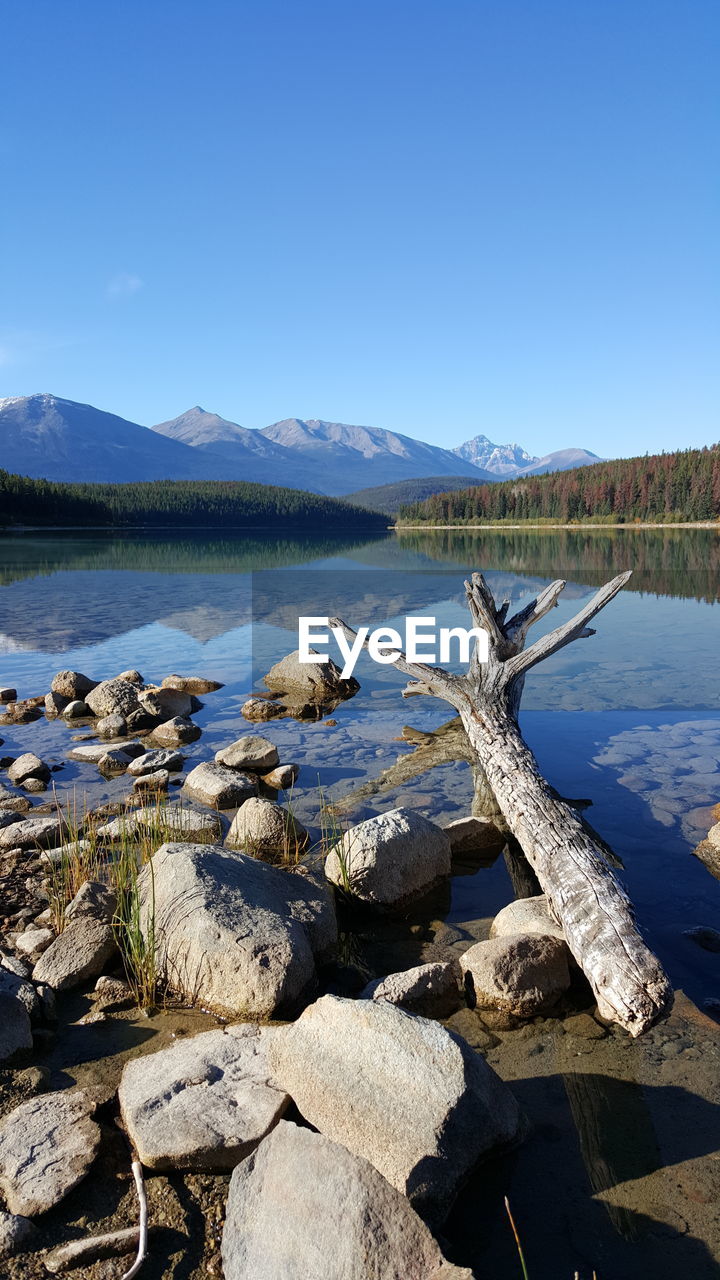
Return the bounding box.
[1,525,719,1276]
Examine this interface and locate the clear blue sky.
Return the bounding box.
[2,0,718,456]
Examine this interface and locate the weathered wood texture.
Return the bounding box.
[330,570,672,1036]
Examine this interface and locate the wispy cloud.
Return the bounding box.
[0,329,77,369]
[106,272,144,300]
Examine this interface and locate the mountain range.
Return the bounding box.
[453,434,601,477]
[0,393,602,495]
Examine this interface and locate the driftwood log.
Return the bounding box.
[331,570,672,1036]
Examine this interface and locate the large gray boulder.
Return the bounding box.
[267,995,522,1223]
[490,895,565,942]
[140,843,336,1018]
[215,735,279,772]
[460,933,571,1017]
[0,814,65,851]
[360,961,463,1019]
[96,805,224,843]
[85,678,140,719]
[32,918,117,991]
[118,1024,289,1170]
[324,808,451,910]
[222,1121,473,1280]
[226,797,309,862]
[264,648,359,699]
[0,1089,100,1215]
[182,762,258,809]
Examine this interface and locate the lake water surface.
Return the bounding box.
[1,526,719,1277]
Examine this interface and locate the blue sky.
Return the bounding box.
[2,1,718,456]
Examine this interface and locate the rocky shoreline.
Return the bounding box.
[0,662,719,1276]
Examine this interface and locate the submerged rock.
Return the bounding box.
[324,807,451,910]
[0,1089,101,1215]
[267,995,522,1224]
[460,933,571,1018]
[119,1023,289,1170]
[140,843,336,1018]
[683,926,720,953]
[360,961,463,1019]
[241,698,285,722]
[222,1121,473,1280]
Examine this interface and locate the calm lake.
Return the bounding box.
[1,525,719,1277]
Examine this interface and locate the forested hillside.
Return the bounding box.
[347,475,484,515]
[0,471,387,530]
[398,446,720,524]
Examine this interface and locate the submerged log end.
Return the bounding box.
[595,963,674,1038]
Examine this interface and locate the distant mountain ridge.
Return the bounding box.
[453,434,538,475]
[0,393,603,493]
[153,411,491,494]
[453,432,603,478]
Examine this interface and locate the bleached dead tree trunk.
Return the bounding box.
[331,570,672,1036]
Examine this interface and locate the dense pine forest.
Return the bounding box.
[0,471,387,530]
[398,446,720,525]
